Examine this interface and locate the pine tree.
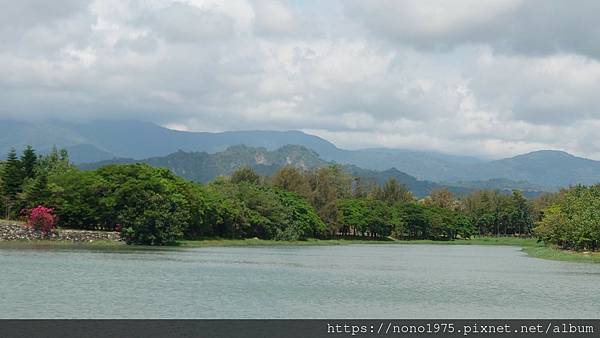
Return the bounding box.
[21,145,37,180]
[1,149,23,199]
[28,172,50,207]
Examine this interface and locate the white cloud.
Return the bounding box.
[2,0,600,159]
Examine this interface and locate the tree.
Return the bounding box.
[104,164,193,245]
[1,149,23,199]
[20,146,37,180]
[338,198,402,238]
[231,166,260,185]
[398,203,431,239]
[509,190,533,235]
[305,165,352,236]
[375,178,413,204]
[29,172,50,204]
[534,184,600,251]
[37,146,72,175]
[427,188,456,210]
[206,180,324,240]
[271,165,310,197]
[1,149,23,218]
[353,176,378,198]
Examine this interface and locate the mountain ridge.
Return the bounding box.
[2,119,600,189]
[78,144,547,198]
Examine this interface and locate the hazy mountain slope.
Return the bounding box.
[79,145,452,198]
[0,120,90,155]
[0,119,339,161]
[345,166,452,197]
[458,150,600,188]
[80,145,329,182]
[3,119,600,189]
[0,119,483,180]
[323,148,475,180]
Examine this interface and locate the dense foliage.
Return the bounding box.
[8,146,596,250]
[533,185,600,251]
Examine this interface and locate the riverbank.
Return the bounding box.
[177,236,539,247]
[1,219,598,263]
[0,220,120,243]
[523,245,600,263]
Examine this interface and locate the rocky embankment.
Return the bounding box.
[0,220,120,242]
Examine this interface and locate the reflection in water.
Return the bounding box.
[1,245,599,318]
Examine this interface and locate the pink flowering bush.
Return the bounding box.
[28,205,57,235]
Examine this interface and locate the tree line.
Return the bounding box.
[3,146,589,248]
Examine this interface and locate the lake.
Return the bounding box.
[1,244,598,318]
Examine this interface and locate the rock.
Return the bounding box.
[0,220,120,242]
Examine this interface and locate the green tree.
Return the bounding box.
[534,184,600,251]
[1,149,23,217]
[20,146,37,180]
[509,190,533,235]
[306,165,352,236]
[375,178,413,204]
[398,203,431,239]
[271,165,311,197]
[37,146,72,175]
[231,166,261,185]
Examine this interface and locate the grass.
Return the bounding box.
[523,245,600,263]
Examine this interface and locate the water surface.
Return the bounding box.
[1,244,598,318]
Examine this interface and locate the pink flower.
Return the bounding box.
[28,205,56,234]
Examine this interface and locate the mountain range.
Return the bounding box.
[2,119,600,190]
[78,144,471,198]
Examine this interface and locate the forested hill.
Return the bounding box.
[4,119,600,189]
[79,145,456,198]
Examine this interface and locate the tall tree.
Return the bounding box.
[375,178,413,204]
[509,190,533,235]
[26,172,51,207]
[1,149,23,199]
[271,165,310,197]
[306,165,352,236]
[230,166,261,185]
[20,145,37,180]
[427,187,456,210]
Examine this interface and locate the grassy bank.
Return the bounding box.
[1,224,598,263]
[523,245,600,263]
[178,236,540,247]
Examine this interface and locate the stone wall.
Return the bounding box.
[0,221,120,242]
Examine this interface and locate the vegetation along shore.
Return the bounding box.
[2,221,598,263]
[1,146,600,264]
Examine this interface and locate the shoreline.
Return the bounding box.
[1,233,599,264]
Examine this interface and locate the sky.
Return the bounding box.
[2,0,600,159]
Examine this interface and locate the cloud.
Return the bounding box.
[1,0,600,159]
[344,0,600,58]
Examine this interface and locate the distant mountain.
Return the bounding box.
[80,145,328,182]
[455,150,600,188]
[344,166,472,198]
[323,148,477,181]
[2,119,600,189]
[448,178,546,192]
[79,145,451,198]
[0,119,477,174]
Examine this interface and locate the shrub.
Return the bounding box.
[28,205,57,235]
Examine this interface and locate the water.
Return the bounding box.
[1,244,599,318]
